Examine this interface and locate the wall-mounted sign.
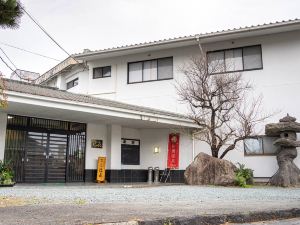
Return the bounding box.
[167,133,180,169]
[96,157,106,183]
[91,139,103,148]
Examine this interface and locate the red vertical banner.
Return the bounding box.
[167,133,180,169]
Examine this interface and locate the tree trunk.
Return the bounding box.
[211,148,218,158]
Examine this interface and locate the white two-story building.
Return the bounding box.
[1,19,300,183]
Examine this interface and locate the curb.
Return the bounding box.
[98,208,300,225]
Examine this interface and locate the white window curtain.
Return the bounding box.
[262,136,278,154]
[244,138,263,155]
[157,58,173,79]
[93,68,102,78]
[243,46,262,70]
[129,62,143,83]
[225,49,243,71]
[143,60,157,81]
[102,66,111,77]
[207,51,225,74]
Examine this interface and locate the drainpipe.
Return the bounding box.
[192,134,195,161]
[196,36,204,53]
[192,130,202,160]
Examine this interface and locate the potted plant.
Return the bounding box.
[0,160,15,187]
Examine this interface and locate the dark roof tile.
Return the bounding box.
[5,79,188,120]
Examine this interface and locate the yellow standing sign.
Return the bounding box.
[96,157,106,183]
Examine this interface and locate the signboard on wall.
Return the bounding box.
[167,133,180,169]
[96,157,106,183]
[91,139,103,148]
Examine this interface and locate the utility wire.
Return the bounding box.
[0,47,18,69]
[0,48,25,80]
[20,6,80,63]
[0,55,15,74]
[0,42,61,62]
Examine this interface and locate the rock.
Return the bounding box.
[184,153,237,186]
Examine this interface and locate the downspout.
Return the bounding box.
[191,36,206,161]
[192,130,202,160]
[196,36,206,57]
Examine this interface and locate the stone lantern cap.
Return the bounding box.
[265,114,300,136]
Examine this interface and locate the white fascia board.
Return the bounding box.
[6,91,197,128]
[74,20,300,60]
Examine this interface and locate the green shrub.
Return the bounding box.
[234,163,253,188]
[0,160,14,185]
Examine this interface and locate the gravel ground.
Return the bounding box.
[0,183,299,204]
[0,184,299,225]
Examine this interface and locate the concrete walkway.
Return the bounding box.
[0,184,299,225]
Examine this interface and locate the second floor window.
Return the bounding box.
[93,66,111,79]
[66,78,78,90]
[207,45,263,74]
[128,57,173,84]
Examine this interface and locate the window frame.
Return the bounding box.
[244,135,277,157]
[66,78,79,90]
[121,138,140,165]
[127,56,173,84]
[93,66,111,79]
[207,45,263,75]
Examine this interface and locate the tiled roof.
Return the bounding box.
[5,79,188,119]
[74,19,300,57]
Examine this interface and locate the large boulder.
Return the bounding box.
[184,153,237,186]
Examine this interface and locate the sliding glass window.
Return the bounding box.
[207,45,262,74]
[128,57,173,84]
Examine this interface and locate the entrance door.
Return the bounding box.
[24,131,67,182]
[47,133,68,182]
[5,115,86,183]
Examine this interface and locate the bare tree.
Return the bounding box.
[178,50,272,159]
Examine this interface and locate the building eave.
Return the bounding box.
[73,19,300,61]
[3,91,197,128]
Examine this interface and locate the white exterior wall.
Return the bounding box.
[86,46,192,113]
[58,30,300,177]
[59,30,300,115]
[107,124,122,170]
[203,30,300,177]
[64,68,89,94]
[85,123,107,170]
[0,113,7,160]
[140,129,193,170]
[85,124,194,171]
[44,78,58,88]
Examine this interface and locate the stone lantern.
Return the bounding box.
[265,114,300,187]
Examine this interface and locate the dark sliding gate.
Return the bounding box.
[4,115,86,183]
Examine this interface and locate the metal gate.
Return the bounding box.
[4,115,86,183]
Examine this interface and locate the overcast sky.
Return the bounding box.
[0,0,299,77]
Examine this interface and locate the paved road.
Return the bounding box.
[233,218,300,224]
[0,184,299,225]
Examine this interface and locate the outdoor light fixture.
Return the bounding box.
[153,147,160,154]
[7,115,13,120]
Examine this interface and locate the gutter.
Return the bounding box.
[74,19,300,59]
